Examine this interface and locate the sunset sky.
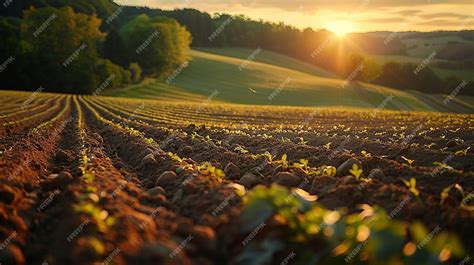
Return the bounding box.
[115,0,474,33]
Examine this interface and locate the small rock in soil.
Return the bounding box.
[43,171,73,190]
[139,148,154,159]
[310,176,336,193]
[367,168,385,179]
[340,175,357,185]
[336,158,362,177]
[55,149,71,163]
[409,201,425,217]
[141,180,154,189]
[155,171,177,187]
[446,140,457,148]
[182,182,197,194]
[177,218,194,234]
[58,171,73,183]
[224,163,241,180]
[238,172,259,188]
[191,225,216,249]
[142,153,156,166]
[92,133,103,144]
[179,145,193,154]
[148,186,166,197]
[274,172,300,187]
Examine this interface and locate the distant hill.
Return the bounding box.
[106,48,474,113]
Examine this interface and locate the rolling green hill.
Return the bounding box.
[106,48,474,113]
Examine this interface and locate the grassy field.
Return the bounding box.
[106,48,474,113]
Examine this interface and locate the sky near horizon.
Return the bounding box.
[115,0,474,33]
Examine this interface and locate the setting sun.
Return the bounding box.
[328,21,354,37]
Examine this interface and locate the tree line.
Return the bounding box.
[0,2,191,94]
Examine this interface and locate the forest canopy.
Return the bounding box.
[0,2,191,94]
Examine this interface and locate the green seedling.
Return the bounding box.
[402,178,420,197]
[323,166,337,177]
[297,137,308,145]
[198,162,225,182]
[349,164,363,180]
[234,146,249,154]
[401,156,415,167]
[433,161,454,171]
[425,143,436,149]
[323,142,332,150]
[455,147,470,156]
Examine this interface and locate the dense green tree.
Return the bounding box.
[102,28,129,67]
[21,6,105,92]
[119,14,191,77]
[16,6,131,94]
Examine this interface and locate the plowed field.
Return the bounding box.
[0,90,473,265]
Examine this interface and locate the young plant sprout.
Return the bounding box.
[349,164,363,180]
[402,178,420,197]
[401,156,415,167]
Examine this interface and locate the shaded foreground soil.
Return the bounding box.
[0,91,473,265]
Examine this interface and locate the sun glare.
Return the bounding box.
[328,21,354,37]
